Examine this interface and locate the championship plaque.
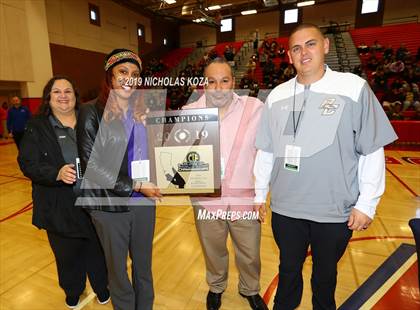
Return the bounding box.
[146,108,221,195]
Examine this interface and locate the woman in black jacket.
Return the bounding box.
[18,76,109,309]
[76,49,161,310]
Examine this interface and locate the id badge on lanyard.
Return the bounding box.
[284,144,301,172]
[131,160,150,181]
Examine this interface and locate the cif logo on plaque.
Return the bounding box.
[179,151,209,172]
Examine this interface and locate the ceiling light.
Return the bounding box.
[241,9,257,15]
[297,1,315,7]
[207,5,221,10]
[164,0,176,4]
[193,18,207,23]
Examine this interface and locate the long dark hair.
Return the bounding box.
[38,75,80,116]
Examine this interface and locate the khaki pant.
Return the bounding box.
[193,205,261,295]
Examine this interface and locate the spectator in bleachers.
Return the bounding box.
[262,38,270,52]
[265,76,276,90]
[413,105,420,120]
[403,63,416,84]
[269,41,278,59]
[283,64,296,80]
[396,43,409,61]
[259,52,267,68]
[277,44,286,59]
[389,60,405,74]
[383,45,394,60]
[367,55,379,71]
[372,68,388,92]
[224,45,235,62]
[382,58,392,76]
[263,59,275,76]
[157,59,166,72]
[247,58,257,77]
[382,87,404,110]
[353,64,363,76]
[402,83,419,111]
[239,70,255,90]
[249,81,260,97]
[203,51,209,63]
[370,40,383,52]
[390,77,403,90]
[356,38,420,120]
[210,49,218,60]
[357,42,369,54]
[416,47,420,61]
[253,37,259,52]
[279,60,289,71]
[389,101,404,120]
[414,61,420,82]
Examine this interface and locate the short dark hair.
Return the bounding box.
[38,75,80,116]
[289,23,324,39]
[204,57,234,78]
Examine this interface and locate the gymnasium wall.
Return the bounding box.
[0,0,34,82]
[45,0,151,55]
[179,24,217,48]
[49,44,106,101]
[235,11,280,41]
[301,0,357,26]
[45,0,180,101]
[0,0,52,108]
[383,0,420,24]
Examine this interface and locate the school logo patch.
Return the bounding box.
[319,98,339,116]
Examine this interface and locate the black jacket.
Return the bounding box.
[76,100,133,212]
[18,115,92,236]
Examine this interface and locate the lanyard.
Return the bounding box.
[292,79,308,141]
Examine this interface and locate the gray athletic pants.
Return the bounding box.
[89,205,156,310]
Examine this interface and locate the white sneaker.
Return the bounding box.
[96,291,111,305]
[97,296,110,305]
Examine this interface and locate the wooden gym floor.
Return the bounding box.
[0,140,419,309]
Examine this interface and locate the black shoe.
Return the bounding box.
[240,293,268,310]
[96,289,110,304]
[207,291,222,310]
[65,296,80,309]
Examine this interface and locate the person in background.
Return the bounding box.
[0,102,8,139]
[18,76,109,309]
[7,96,31,148]
[77,49,161,310]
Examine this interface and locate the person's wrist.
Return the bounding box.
[133,180,142,192]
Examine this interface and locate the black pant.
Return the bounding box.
[47,230,108,299]
[12,131,24,149]
[271,213,352,310]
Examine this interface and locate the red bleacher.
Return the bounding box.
[161,47,194,70]
[350,23,420,56]
[255,37,289,85]
[350,23,420,144]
